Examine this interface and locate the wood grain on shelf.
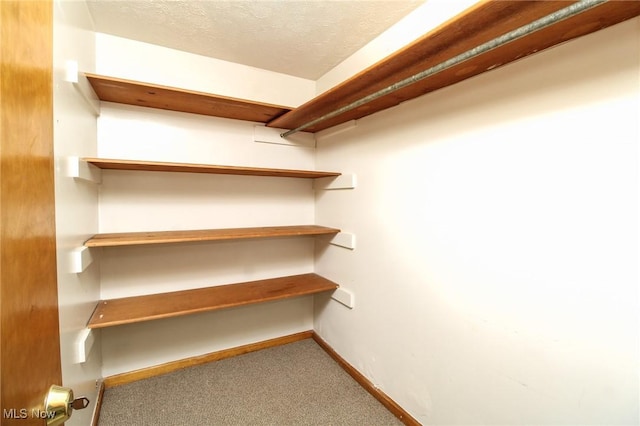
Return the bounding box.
[83,157,341,179]
[268,0,640,133]
[85,225,340,247]
[87,274,339,328]
[85,73,292,123]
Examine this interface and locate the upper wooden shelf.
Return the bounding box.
[85,73,292,123]
[87,273,339,328]
[84,225,340,248]
[83,157,340,179]
[268,0,640,133]
[83,2,639,134]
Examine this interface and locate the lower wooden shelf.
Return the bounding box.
[82,157,341,179]
[84,225,340,247]
[87,273,338,329]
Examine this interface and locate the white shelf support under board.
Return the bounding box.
[254,125,315,148]
[67,157,102,184]
[69,246,94,274]
[314,173,356,190]
[75,328,96,364]
[64,60,100,117]
[331,287,354,309]
[330,232,356,250]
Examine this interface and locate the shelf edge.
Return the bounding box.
[82,157,341,179]
[87,273,339,328]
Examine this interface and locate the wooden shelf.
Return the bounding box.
[268,1,640,133]
[84,225,340,248]
[82,3,640,134]
[87,273,338,328]
[83,157,340,179]
[85,73,292,123]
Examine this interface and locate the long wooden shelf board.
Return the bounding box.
[87,273,339,329]
[84,225,340,248]
[268,1,640,133]
[85,73,292,123]
[83,157,340,179]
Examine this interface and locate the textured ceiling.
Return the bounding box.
[86,0,424,79]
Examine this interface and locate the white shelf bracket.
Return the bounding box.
[64,60,100,117]
[331,287,354,309]
[314,173,356,190]
[69,246,94,274]
[75,328,96,364]
[67,157,102,184]
[330,232,356,250]
[254,125,315,148]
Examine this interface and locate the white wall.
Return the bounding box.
[94,39,321,377]
[96,33,315,108]
[53,1,101,424]
[314,17,639,426]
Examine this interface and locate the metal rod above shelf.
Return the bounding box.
[280,0,608,138]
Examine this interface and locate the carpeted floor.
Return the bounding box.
[98,339,403,425]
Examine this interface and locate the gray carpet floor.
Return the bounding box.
[98,339,403,425]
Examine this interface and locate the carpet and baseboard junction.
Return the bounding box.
[97,333,417,425]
